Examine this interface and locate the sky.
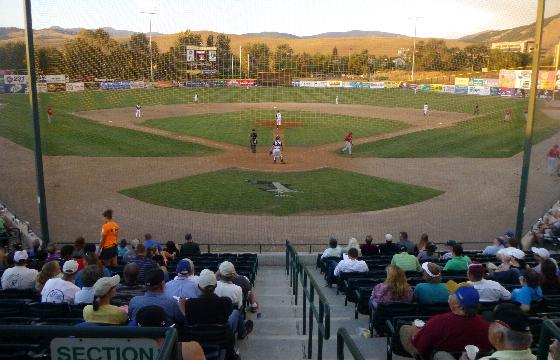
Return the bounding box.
[1,0,559,39]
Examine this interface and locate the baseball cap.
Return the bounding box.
[385,234,393,242]
[445,240,457,246]
[445,280,472,294]
[468,263,486,277]
[454,286,479,310]
[176,259,192,275]
[218,261,236,277]
[532,247,550,259]
[491,303,530,332]
[145,268,164,287]
[495,236,508,246]
[505,247,525,260]
[136,305,173,327]
[93,275,120,297]
[198,269,217,289]
[62,260,79,275]
[13,250,29,263]
[504,231,514,239]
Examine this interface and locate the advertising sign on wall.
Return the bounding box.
[418,84,431,92]
[101,81,131,90]
[454,77,469,86]
[538,71,556,90]
[455,86,468,95]
[370,82,385,89]
[443,85,455,93]
[468,78,484,87]
[65,82,84,92]
[37,83,48,93]
[47,83,66,92]
[44,74,67,83]
[84,82,100,90]
[384,81,400,89]
[468,86,491,96]
[514,70,532,90]
[484,79,500,87]
[4,84,27,93]
[327,81,341,88]
[4,75,27,85]
[499,70,516,88]
[430,84,444,92]
[129,81,146,89]
[498,87,515,97]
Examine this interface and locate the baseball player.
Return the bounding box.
[423,103,429,116]
[275,110,282,129]
[270,135,284,163]
[504,109,512,123]
[194,93,199,104]
[250,128,258,153]
[135,103,142,118]
[473,103,480,115]
[335,95,339,105]
[47,107,53,123]
[340,132,353,155]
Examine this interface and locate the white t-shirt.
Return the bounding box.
[333,259,369,276]
[423,104,429,113]
[469,279,511,303]
[1,266,38,290]
[215,280,243,309]
[41,278,80,304]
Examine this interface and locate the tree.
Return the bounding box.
[128,33,160,80]
[245,43,271,76]
[0,41,26,70]
[206,34,214,47]
[216,33,233,77]
[464,45,489,71]
[175,30,203,48]
[273,44,295,72]
[332,47,338,57]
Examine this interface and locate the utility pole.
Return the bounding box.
[409,17,422,82]
[141,10,157,82]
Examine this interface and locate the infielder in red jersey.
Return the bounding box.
[341,132,353,155]
[47,107,53,123]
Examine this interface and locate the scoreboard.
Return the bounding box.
[186,46,218,76]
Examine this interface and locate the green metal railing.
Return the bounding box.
[286,240,331,360]
[537,319,560,360]
[337,327,365,360]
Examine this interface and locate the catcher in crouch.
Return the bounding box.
[270,135,285,163]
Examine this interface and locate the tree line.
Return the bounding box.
[0,29,533,80]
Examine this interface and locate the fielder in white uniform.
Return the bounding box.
[275,110,282,129]
[335,95,339,105]
[135,104,142,118]
[423,103,429,116]
[194,93,199,104]
[270,135,284,163]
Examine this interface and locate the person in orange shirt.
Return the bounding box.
[99,209,119,267]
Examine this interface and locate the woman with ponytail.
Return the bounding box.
[35,261,61,292]
[83,275,128,324]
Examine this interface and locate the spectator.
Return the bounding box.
[28,239,41,257]
[443,244,471,272]
[74,265,102,304]
[370,265,413,311]
[152,255,169,282]
[414,233,430,255]
[83,275,128,325]
[391,246,421,272]
[128,244,157,284]
[117,239,129,257]
[414,262,449,304]
[165,259,199,299]
[359,235,379,256]
[123,239,139,263]
[41,260,80,304]
[28,250,48,271]
[73,236,86,258]
[511,269,543,312]
[320,237,342,259]
[327,248,368,285]
[58,245,75,269]
[46,243,59,262]
[399,285,492,358]
[116,263,146,298]
[162,241,179,261]
[180,233,200,257]
[143,233,162,252]
[1,250,38,290]
[0,249,8,272]
[467,263,511,302]
[379,234,400,256]
[99,209,119,267]
[490,248,527,285]
[0,217,6,238]
[35,260,61,292]
[128,268,184,324]
[75,253,112,288]
[184,269,238,359]
[216,261,259,313]
[532,247,558,273]
[482,236,508,256]
[440,240,457,260]
[477,304,535,360]
[343,237,361,257]
[541,259,560,295]
[418,243,439,263]
[398,232,415,254]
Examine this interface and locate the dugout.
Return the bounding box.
[256,71,292,87]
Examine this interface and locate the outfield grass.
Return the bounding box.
[144,110,408,147]
[120,168,444,216]
[352,107,559,158]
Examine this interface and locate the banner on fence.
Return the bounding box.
[468,86,491,96]
[0,76,4,93]
[4,84,27,93]
[455,86,468,94]
[484,79,500,87]
[430,84,444,92]
[101,81,131,90]
[84,82,100,90]
[418,84,431,92]
[186,80,204,87]
[341,82,354,88]
[129,81,146,89]
[327,81,341,88]
[468,78,484,87]
[291,80,300,87]
[498,87,515,97]
[384,81,400,89]
[37,83,48,93]
[4,75,27,85]
[65,82,84,92]
[370,82,385,89]
[42,74,67,83]
[443,85,455,93]
[538,71,556,90]
[490,87,500,96]
[499,70,516,88]
[47,83,66,92]
[454,77,469,86]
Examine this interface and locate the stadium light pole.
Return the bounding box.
[514,0,546,244]
[553,42,559,101]
[23,0,50,246]
[141,10,157,82]
[409,17,422,82]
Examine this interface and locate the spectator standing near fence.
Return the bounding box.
[180,233,200,257]
[99,209,119,267]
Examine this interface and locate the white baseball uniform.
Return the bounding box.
[194,94,199,103]
[335,95,339,105]
[135,104,142,118]
[272,139,283,162]
[275,112,282,127]
[423,104,429,116]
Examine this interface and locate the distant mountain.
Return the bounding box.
[304,30,405,38]
[242,32,299,39]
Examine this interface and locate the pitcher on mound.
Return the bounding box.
[275,110,282,129]
[270,135,285,163]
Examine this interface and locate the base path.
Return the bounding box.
[1,103,559,248]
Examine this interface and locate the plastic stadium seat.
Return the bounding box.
[0,299,30,317]
[418,302,450,316]
[180,324,235,360]
[0,288,40,301]
[27,302,72,318]
[370,302,418,336]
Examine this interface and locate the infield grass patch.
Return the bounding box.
[120,168,443,216]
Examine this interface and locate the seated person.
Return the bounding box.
[370,265,413,311]
[467,263,511,303]
[342,238,361,257]
[41,260,80,304]
[397,232,415,254]
[390,246,421,272]
[216,261,259,313]
[439,240,457,261]
[489,248,527,285]
[482,236,508,256]
[116,263,146,298]
[28,239,42,258]
[379,234,400,256]
[117,239,129,258]
[75,252,112,288]
[359,235,379,256]
[128,244,157,284]
[541,258,560,295]
[511,269,543,312]
[1,250,38,290]
[164,258,200,299]
[327,248,368,285]
[399,285,492,359]
[443,244,471,272]
[414,233,429,255]
[414,262,449,304]
[143,233,162,252]
[532,247,558,273]
[180,233,200,257]
[417,243,439,263]
[320,237,342,259]
[74,265,102,304]
[123,239,139,263]
[83,275,128,325]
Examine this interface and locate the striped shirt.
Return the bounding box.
[391,252,421,272]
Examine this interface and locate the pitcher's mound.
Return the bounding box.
[256,120,304,128]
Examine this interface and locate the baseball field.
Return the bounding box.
[1,87,559,245]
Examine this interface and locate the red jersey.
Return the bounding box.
[411,312,492,357]
[548,148,560,158]
[47,108,53,116]
[505,109,512,116]
[344,133,353,142]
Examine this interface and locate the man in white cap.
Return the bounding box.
[379,234,400,256]
[532,247,558,273]
[215,261,243,309]
[164,258,199,299]
[1,250,38,290]
[41,260,80,304]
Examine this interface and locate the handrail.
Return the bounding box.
[337,327,365,360]
[537,319,560,360]
[286,240,331,360]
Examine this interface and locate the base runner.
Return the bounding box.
[270,135,284,163]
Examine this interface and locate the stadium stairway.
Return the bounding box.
[238,265,408,360]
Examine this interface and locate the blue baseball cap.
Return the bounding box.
[455,286,479,309]
[176,259,192,274]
